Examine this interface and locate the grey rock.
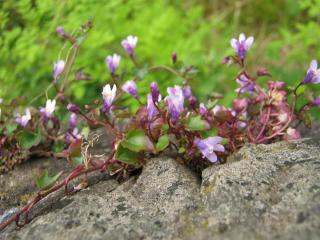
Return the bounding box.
[1,138,320,240]
[182,138,320,240]
[0,157,72,214]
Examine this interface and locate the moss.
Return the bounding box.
[19,193,34,206]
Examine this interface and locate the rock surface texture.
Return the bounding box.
[1,138,320,240]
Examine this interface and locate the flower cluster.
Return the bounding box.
[0,22,319,231]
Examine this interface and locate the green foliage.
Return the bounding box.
[186,115,209,131]
[155,134,170,152]
[16,130,42,149]
[122,129,154,152]
[0,0,319,119]
[36,170,62,190]
[0,0,211,104]
[71,156,84,167]
[5,123,18,136]
[115,142,140,166]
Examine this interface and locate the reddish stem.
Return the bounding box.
[0,153,115,231]
[255,106,271,142]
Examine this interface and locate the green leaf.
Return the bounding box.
[161,124,169,131]
[178,147,186,154]
[301,88,314,102]
[115,143,140,166]
[296,85,306,96]
[201,128,218,138]
[17,131,42,149]
[81,127,90,139]
[122,129,154,152]
[302,112,312,128]
[186,116,209,131]
[156,134,170,152]
[221,138,229,145]
[52,141,65,153]
[36,170,63,190]
[71,156,84,167]
[6,123,18,135]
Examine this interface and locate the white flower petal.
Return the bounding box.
[310,60,318,71]
[245,36,254,50]
[230,39,238,50]
[239,33,246,42]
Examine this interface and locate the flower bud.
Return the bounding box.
[188,96,197,108]
[233,98,248,112]
[106,54,120,74]
[221,56,232,65]
[56,26,65,37]
[302,60,320,84]
[183,85,192,99]
[172,51,177,64]
[69,113,77,129]
[122,80,139,99]
[67,103,81,114]
[312,97,320,107]
[121,35,138,56]
[257,68,271,77]
[150,81,160,102]
[53,60,65,82]
[199,103,208,116]
[283,127,301,140]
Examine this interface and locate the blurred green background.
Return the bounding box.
[1,0,320,112]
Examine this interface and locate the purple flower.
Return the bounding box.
[67,103,80,114]
[102,84,117,112]
[56,26,65,37]
[312,97,320,107]
[194,136,225,163]
[121,35,138,56]
[165,85,184,121]
[122,80,139,98]
[147,94,157,122]
[40,99,56,119]
[267,80,285,90]
[53,60,65,82]
[230,33,254,60]
[188,96,197,108]
[302,60,320,84]
[16,108,31,128]
[172,51,177,64]
[183,85,192,99]
[150,81,161,102]
[69,113,77,129]
[106,54,120,74]
[236,74,255,94]
[199,103,208,116]
[66,128,82,143]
